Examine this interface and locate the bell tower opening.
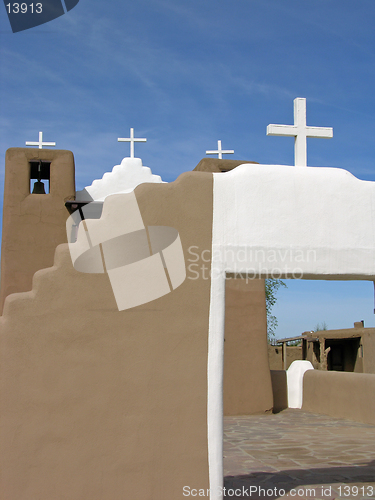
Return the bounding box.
[30,160,51,194]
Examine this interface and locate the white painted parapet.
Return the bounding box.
[287,360,314,409]
[211,164,375,280]
[76,157,164,202]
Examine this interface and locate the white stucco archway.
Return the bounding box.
[207,164,375,499]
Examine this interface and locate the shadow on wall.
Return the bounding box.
[270,370,288,413]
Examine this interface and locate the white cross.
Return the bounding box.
[266,97,333,167]
[118,128,147,158]
[25,131,56,149]
[206,140,234,160]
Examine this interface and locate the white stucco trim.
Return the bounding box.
[287,360,314,409]
[207,266,225,499]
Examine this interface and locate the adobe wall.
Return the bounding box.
[194,157,257,173]
[362,331,375,374]
[223,278,273,415]
[302,370,375,425]
[0,172,214,500]
[0,148,75,313]
[270,370,288,413]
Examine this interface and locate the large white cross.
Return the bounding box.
[25,131,56,149]
[206,140,234,160]
[266,97,333,167]
[118,128,147,158]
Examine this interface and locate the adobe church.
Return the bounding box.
[2,100,375,500]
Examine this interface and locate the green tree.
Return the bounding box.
[265,279,287,341]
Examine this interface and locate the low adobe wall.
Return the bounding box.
[302,370,375,425]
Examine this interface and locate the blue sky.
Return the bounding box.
[1,0,375,337]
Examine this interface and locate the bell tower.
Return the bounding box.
[0,147,75,313]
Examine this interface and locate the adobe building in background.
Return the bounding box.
[304,321,375,373]
[273,321,375,374]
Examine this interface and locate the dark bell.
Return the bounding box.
[32,181,46,194]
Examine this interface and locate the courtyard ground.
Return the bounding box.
[224,409,375,500]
